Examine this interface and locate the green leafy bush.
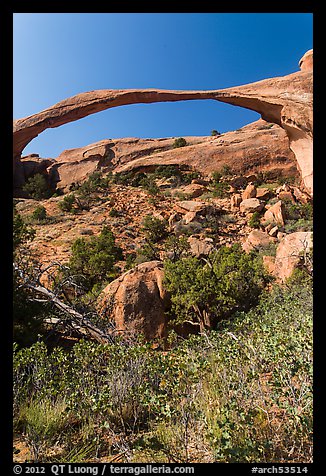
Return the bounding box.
[77,171,109,197]
[172,137,187,148]
[248,211,261,229]
[142,215,168,243]
[164,244,268,331]
[13,205,35,253]
[212,181,229,198]
[67,226,123,291]
[13,280,312,463]
[58,194,78,213]
[211,129,220,136]
[30,205,47,223]
[22,174,52,200]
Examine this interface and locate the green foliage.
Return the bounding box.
[135,241,160,264]
[13,208,47,346]
[17,398,69,462]
[13,205,35,253]
[211,129,220,136]
[211,171,222,184]
[58,194,78,213]
[248,211,261,229]
[109,207,119,217]
[13,280,312,463]
[30,205,47,223]
[22,174,52,200]
[142,215,168,243]
[112,171,146,186]
[212,181,229,198]
[283,200,313,221]
[164,244,267,330]
[153,165,181,179]
[164,234,190,261]
[77,171,110,196]
[284,218,313,234]
[172,137,187,148]
[67,226,123,291]
[139,175,160,195]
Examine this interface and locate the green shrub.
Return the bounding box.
[211,129,220,136]
[153,165,181,179]
[248,211,261,229]
[212,181,229,198]
[172,137,187,148]
[13,279,312,463]
[67,225,123,291]
[164,234,190,261]
[164,244,268,331]
[31,205,47,223]
[13,205,35,253]
[139,176,160,195]
[211,171,222,184]
[17,398,68,461]
[58,194,78,213]
[283,200,313,222]
[142,215,168,243]
[109,207,119,217]
[77,171,109,196]
[22,174,52,200]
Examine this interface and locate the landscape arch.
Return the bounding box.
[13,50,313,194]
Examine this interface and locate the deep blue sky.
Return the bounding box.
[13,13,313,158]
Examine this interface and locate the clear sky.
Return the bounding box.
[13,13,313,158]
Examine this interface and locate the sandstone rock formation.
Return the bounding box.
[240,198,264,214]
[263,201,286,227]
[242,230,276,253]
[97,261,169,340]
[272,231,313,281]
[13,50,313,194]
[20,120,297,194]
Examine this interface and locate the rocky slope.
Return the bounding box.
[14,50,313,195]
[40,119,297,192]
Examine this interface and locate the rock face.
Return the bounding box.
[240,198,264,214]
[97,261,169,340]
[263,201,285,227]
[19,120,297,194]
[13,50,313,195]
[242,230,276,253]
[273,231,313,281]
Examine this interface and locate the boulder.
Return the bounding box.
[240,198,264,214]
[174,200,206,214]
[242,183,257,200]
[256,187,271,200]
[278,190,296,203]
[263,200,285,226]
[242,230,276,253]
[230,193,242,210]
[180,183,208,198]
[97,261,169,340]
[262,255,276,274]
[188,235,214,257]
[273,231,313,281]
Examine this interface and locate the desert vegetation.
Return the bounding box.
[13,162,313,464]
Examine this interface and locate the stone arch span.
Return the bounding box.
[13,50,313,195]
